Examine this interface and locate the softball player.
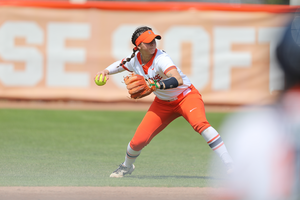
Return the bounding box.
[95,26,234,178]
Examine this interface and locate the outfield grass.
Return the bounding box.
[0,108,230,187]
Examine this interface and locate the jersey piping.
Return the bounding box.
[164,66,177,74]
[137,49,158,75]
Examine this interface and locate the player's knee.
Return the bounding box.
[130,139,148,151]
[192,121,211,134]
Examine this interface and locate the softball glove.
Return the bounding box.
[124,73,157,99]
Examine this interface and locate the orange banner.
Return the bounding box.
[0,1,297,105]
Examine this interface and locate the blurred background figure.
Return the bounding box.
[210,13,300,200]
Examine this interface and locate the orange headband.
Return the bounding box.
[135,30,161,47]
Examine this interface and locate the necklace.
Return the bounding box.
[140,52,152,66]
[140,54,145,66]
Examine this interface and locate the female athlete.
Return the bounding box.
[95,26,234,178]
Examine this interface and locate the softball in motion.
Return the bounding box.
[94,74,107,86]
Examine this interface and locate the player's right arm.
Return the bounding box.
[94,60,126,82]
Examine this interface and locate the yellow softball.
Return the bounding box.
[94,74,107,86]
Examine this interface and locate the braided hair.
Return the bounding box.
[117,26,152,68]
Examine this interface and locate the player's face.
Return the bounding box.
[139,39,156,55]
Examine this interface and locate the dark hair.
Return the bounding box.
[117,26,152,68]
[131,26,152,46]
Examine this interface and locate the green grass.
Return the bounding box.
[0,108,230,187]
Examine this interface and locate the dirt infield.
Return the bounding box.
[0,187,220,200]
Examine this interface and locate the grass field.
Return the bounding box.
[0,108,230,187]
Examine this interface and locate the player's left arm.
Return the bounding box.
[157,68,183,89]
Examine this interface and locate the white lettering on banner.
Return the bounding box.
[164,26,210,89]
[47,23,90,87]
[112,26,283,92]
[112,25,139,88]
[258,27,285,93]
[213,27,255,90]
[0,21,43,86]
[112,25,138,61]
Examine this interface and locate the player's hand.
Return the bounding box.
[94,69,109,82]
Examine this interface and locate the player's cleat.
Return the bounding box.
[226,162,235,175]
[110,163,135,178]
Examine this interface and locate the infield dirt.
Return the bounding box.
[0,187,221,200]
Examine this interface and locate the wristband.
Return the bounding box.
[158,77,179,89]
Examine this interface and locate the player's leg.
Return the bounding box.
[178,91,234,173]
[110,99,179,177]
[123,142,141,169]
[201,126,234,173]
[125,101,179,164]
